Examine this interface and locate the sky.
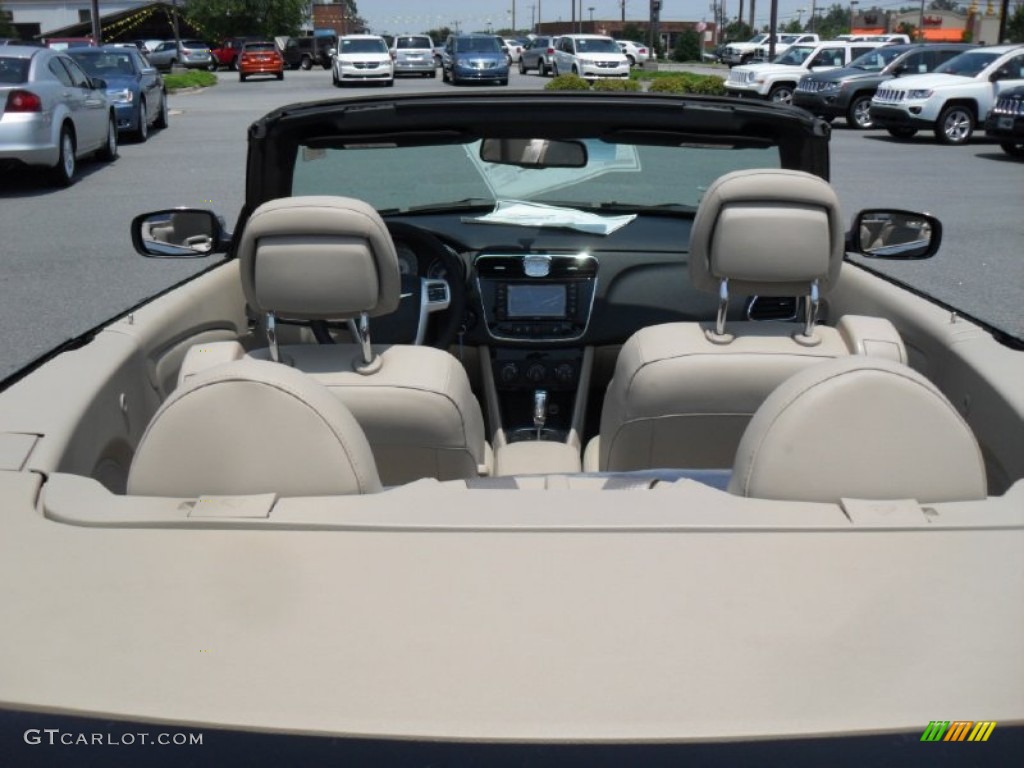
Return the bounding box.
[356,0,833,36]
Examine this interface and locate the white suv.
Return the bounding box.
[553,35,629,80]
[726,41,887,103]
[870,44,1024,144]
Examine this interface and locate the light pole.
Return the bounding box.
[588,6,594,27]
[849,0,859,33]
[512,0,517,31]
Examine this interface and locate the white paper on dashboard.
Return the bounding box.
[466,200,636,235]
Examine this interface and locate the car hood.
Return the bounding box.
[454,52,504,62]
[733,63,806,76]
[804,66,881,83]
[338,52,391,62]
[881,72,977,89]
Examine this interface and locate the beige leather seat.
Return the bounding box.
[182,196,490,486]
[730,356,987,503]
[129,359,381,497]
[585,168,906,472]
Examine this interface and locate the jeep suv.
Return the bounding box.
[281,34,337,70]
[984,84,1024,156]
[870,44,1024,144]
[726,40,887,104]
[793,43,974,128]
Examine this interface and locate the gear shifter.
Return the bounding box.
[533,389,548,441]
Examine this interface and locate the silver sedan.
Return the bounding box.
[0,45,117,186]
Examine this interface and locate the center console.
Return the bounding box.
[474,253,597,450]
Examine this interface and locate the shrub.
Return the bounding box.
[646,77,689,94]
[592,78,641,92]
[671,30,702,63]
[544,73,591,91]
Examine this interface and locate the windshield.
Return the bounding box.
[775,45,815,66]
[243,43,277,53]
[454,37,501,53]
[395,36,432,49]
[69,51,136,75]
[292,140,779,213]
[849,47,905,72]
[575,38,620,54]
[935,50,999,77]
[341,38,387,54]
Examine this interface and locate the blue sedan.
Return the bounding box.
[70,46,167,142]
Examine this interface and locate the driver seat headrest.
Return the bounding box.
[237,196,401,320]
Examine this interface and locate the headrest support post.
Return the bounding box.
[348,312,375,367]
[715,278,730,337]
[265,312,280,364]
[803,279,820,338]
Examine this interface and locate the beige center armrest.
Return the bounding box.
[494,441,582,477]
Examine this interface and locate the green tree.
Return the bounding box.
[810,4,852,39]
[620,22,647,42]
[723,20,753,42]
[672,29,702,62]
[185,0,360,41]
[0,2,15,36]
[782,19,804,33]
[1008,3,1024,43]
[426,27,452,42]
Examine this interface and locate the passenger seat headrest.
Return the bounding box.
[729,357,987,504]
[689,169,845,297]
[237,196,401,320]
[128,359,381,498]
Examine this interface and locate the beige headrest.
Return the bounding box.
[689,169,845,297]
[237,196,400,320]
[128,359,381,498]
[729,357,987,503]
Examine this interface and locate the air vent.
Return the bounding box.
[747,296,800,322]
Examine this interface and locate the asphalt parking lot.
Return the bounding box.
[0,66,1020,383]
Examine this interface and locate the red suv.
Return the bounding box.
[211,38,259,70]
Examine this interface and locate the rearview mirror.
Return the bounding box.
[131,209,227,258]
[480,138,588,169]
[849,209,942,259]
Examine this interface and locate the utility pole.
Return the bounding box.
[512,0,516,31]
[89,0,100,43]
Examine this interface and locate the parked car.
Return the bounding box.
[793,43,975,129]
[210,37,261,71]
[132,39,163,54]
[518,36,559,76]
[870,43,1024,144]
[0,44,117,185]
[391,34,436,78]
[237,41,284,82]
[503,38,523,64]
[281,34,336,70]
[552,34,630,80]
[721,33,821,66]
[332,35,393,87]
[42,37,95,51]
[1,89,1022,760]
[726,40,890,104]
[616,40,651,66]
[1,38,44,47]
[442,34,509,85]
[146,39,214,71]
[68,45,167,141]
[984,83,1024,157]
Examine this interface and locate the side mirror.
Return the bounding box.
[90,76,107,89]
[848,209,942,259]
[131,209,229,258]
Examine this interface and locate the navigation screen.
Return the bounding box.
[507,284,566,318]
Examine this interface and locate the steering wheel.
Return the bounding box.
[379,221,466,350]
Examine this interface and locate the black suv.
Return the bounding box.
[793,43,974,129]
[281,34,337,70]
[985,85,1024,157]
